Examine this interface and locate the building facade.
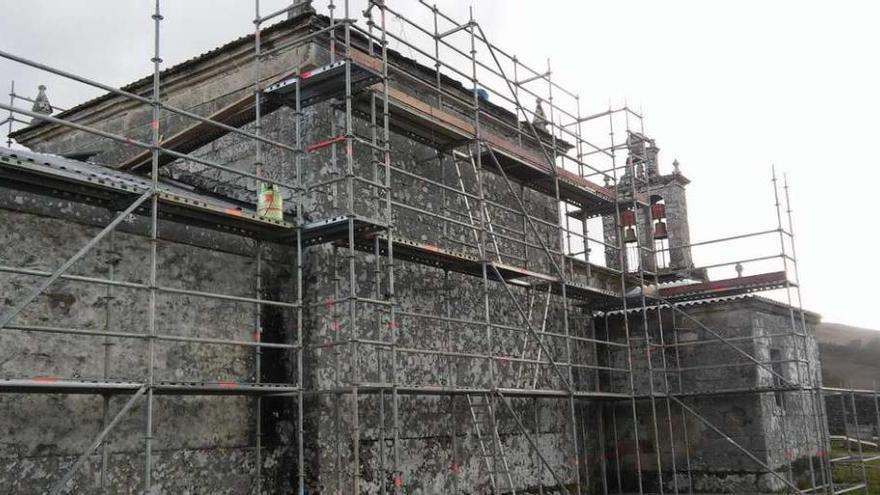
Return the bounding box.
[0,5,832,494]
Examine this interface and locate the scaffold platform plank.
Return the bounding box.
[351,235,482,275]
[660,271,792,302]
[118,56,326,172]
[341,233,549,282]
[347,49,616,215]
[640,384,802,399]
[300,215,387,246]
[0,378,298,396]
[265,59,381,109]
[119,94,282,172]
[0,148,296,240]
[353,85,616,213]
[483,148,618,213]
[120,59,377,172]
[539,280,622,305]
[566,200,653,221]
[339,233,637,305]
[333,383,632,400]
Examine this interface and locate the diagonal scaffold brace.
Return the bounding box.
[50,386,149,494]
[0,190,154,330]
[669,395,802,493]
[496,390,572,494]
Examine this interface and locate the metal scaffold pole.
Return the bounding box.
[467,8,502,493]
[144,1,163,491]
[338,2,363,492]
[783,172,837,492]
[5,80,12,147]
[254,242,263,492]
[370,1,402,490]
[670,309,694,494]
[252,2,264,490]
[100,232,116,490]
[608,109,645,495]
[773,166,824,492]
[625,116,683,493]
[624,109,666,495]
[294,48,306,495]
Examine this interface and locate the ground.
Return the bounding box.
[831,438,880,494]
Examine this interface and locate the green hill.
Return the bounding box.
[817,322,880,389]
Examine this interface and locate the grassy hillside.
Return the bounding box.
[817,322,880,389]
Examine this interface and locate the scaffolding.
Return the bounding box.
[0,1,871,493]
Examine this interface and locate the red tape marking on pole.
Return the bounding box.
[306,135,345,153]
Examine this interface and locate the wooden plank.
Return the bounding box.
[349,49,614,204]
[118,96,269,171]
[118,58,320,172]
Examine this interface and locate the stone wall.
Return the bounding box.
[600,298,824,493]
[0,204,299,493]
[826,393,878,439]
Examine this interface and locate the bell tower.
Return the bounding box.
[603,134,696,278]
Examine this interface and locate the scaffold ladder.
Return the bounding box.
[467,393,516,494]
[515,285,551,389]
[450,144,502,262]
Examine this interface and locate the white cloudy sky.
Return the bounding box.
[1,1,878,328]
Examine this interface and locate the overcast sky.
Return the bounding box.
[1,1,878,328]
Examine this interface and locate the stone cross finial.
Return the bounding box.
[533,97,548,133]
[672,159,680,175]
[31,85,53,123]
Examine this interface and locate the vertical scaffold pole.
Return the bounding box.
[251,4,264,491]
[783,172,836,492]
[874,382,880,456]
[466,8,494,393]
[366,12,389,489]
[591,314,610,495]
[294,59,306,495]
[339,2,362,492]
[670,310,694,494]
[772,166,819,491]
[849,387,869,493]
[144,0,162,492]
[626,112,665,495]
[631,121,680,494]
[373,2,401,491]
[545,58,583,494]
[100,232,117,490]
[608,108,644,495]
[254,243,263,492]
[5,80,13,147]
